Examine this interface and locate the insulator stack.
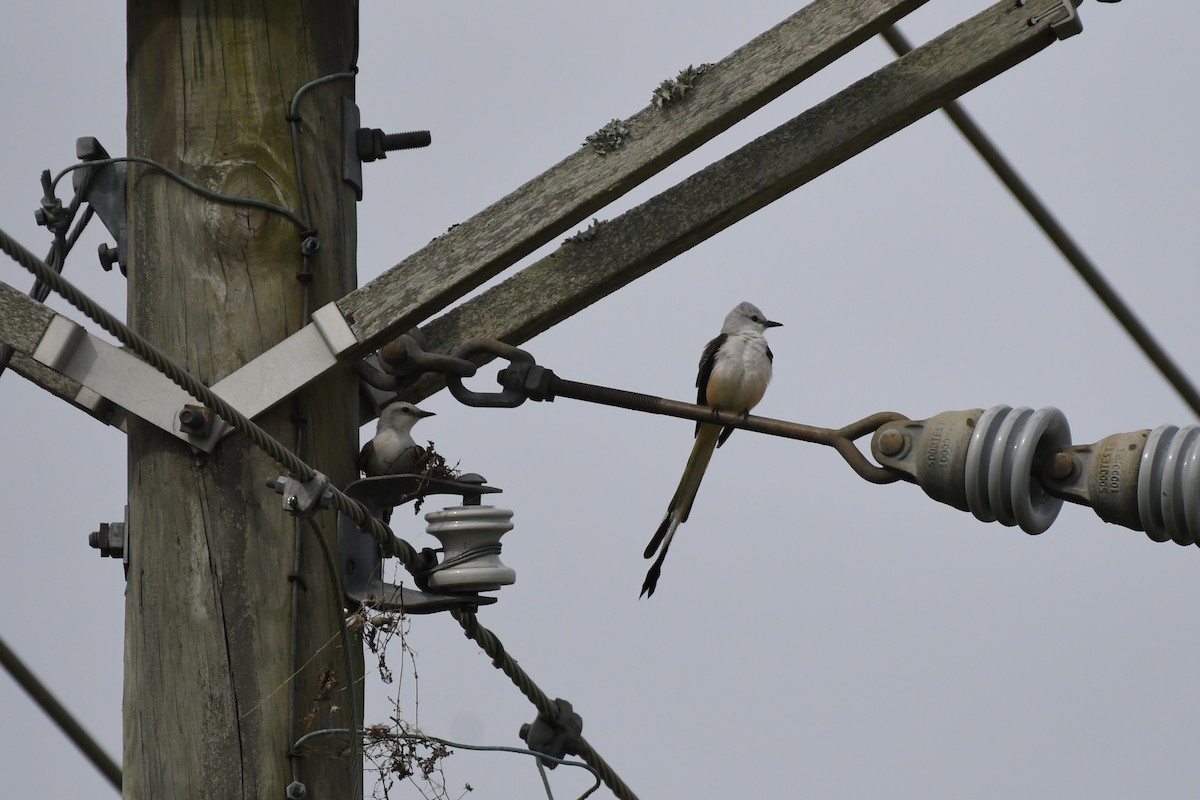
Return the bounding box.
[1044,424,1200,546]
[873,407,1200,545]
[871,406,1070,534]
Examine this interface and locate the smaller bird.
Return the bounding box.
[357,401,436,477]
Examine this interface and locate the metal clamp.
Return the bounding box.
[73,137,128,275]
[446,339,542,408]
[336,473,502,614]
[267,472,334,517]
[519,698,583,769]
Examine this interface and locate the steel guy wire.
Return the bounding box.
[882,25,1200,419]
[0,223,417,568]
[0,632,122,792]
[450,608,641,800]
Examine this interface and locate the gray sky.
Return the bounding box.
[3,1,1199,797]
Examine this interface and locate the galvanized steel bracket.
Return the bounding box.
[1020,0,1083,40]
[337,473,500,614]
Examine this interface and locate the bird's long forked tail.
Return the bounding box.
[641,424,722,597]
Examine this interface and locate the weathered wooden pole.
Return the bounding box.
[124,3,360,796]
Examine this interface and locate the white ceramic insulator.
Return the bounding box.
[424,505,516,592]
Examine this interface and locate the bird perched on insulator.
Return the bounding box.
[357,401,436,477]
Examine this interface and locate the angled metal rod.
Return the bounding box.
[881,25,1200,419]
[0,632,121,791]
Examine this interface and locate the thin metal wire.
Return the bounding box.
[0,224,417,568]
[0,632,122,791]
[0,186,95,380]
[286,424,308,787]
[302,517,363,800]
[882,25,1200,419]
[292,728,603,800]
[450,609,640,800]
[287,71,356,234]
[50,157,309,231]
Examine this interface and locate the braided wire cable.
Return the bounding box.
[0,224,418,567]
[450,609,641,800]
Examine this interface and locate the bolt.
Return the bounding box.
[379,337,410,369]
[284,781,307,800]
[1046,451,1074,481]
[379,130,431,151]
[458,473,487,506]
[877,428,905,456]
[178,404,212,436]
[357,127,431,162]
[98,243,120,272]
[89,521,125,559]
[299,235,320,256]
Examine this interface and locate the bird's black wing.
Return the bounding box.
[694,332,726,438]
[356,440,372,475]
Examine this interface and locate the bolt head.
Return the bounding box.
[1046,452,1075,481]
[877,428,905,456]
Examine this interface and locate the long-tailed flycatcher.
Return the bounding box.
[357,401,436,477]
[641,301,781,597]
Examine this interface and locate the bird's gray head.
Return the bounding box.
[722,301,782,334]
[378,401,436,430]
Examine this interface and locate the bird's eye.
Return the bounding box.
[751,315,761,322]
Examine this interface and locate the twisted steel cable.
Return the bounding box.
[0,224,417,566]
[451,609,641,800]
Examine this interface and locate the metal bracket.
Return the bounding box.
[31,313,223,443]
[1022,0,1083,40]
[21,292,360,451]
[342,97,431,202]
[73,137,128,275]
[343,97,365,201]
[268,472,334,517]
[337,474,500,614]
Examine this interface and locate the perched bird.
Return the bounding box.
[357,401,436,477]
[641,301,782,597]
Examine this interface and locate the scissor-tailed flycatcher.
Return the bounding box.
[357,401,436,476]
[641,301,781,597]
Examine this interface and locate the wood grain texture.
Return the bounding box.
[0,280,53,354]
[337,0,931,353]
[124,2,360,797]
[402,0,1072,402]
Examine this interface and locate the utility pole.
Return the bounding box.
[123,4,360,797]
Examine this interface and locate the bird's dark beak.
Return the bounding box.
[418,409,437,418]
[765,319,783,328]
